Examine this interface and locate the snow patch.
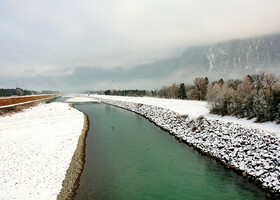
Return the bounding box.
[66,97,100,103]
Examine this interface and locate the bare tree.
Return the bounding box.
[193,77,209,100]
[170,83,179,99]
[237,75,254,116]
[208,73,280,122]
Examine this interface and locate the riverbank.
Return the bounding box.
[57,105,89,200]
[93,96,280,198]
[0,102,84,199]
[91,95,280,135]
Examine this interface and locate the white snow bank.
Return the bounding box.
[92,95,280,135]
[61,95,77,98]
[66,97,100,103]
[0,102,84,200]
[91,95,209,116]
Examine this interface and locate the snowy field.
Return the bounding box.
[0,102,84,200]
[65,97,100,103]
[91,95,280,135]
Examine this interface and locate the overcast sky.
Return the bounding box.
[1,0,280,90]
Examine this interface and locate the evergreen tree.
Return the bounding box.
[218,78,224,85]
[178,83,187,99]
[104,90,111,95]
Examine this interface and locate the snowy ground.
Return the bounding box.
[91,95,280,136]
[65,97,100,103]
[0,102,84,200]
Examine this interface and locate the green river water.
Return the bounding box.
[68,102,267,200]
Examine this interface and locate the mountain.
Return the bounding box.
[7,33,280,92]
[61,33,280,90]
[126,33,280,83]
[179,33,280,79]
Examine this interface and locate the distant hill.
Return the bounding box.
[65,33,280,89]
[123,33,280,83]
[9,33,280,91]
[178,33,280,80]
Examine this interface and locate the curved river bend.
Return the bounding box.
[73,103,267,200]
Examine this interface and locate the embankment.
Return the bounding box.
[95,97,280,198]
[0,94,60,115]
[0,102,85,199]
[57,105,89,200]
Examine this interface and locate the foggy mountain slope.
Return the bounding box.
[160,33,280,80]
[64,33,280,90]
[6,33,280,92]
[125,33,280,82]
[194,33,280,74]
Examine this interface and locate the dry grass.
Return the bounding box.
[0,95,56,107]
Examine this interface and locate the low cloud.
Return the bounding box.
[0,0,280,89]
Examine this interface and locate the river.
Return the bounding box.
[70,102,268,200]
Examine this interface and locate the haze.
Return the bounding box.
[1,0,280,92]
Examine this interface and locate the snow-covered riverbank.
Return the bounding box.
[65,97,100,103]
[91,95,280,135]
[93,95,280,196]
[0,102,84,200]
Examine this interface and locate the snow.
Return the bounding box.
[0,102,84,200]
[91,95,280,136]
[205,114,280,136]
[91,95,209,117]
[61,95,77,98]
[65,97,100,103]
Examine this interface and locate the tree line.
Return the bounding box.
[0,88,39,97]
[99,72,280,122]
[0,88,59,97]
[157,77,209,100]
[157,73,280,122]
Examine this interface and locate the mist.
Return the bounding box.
[1,0,280,92]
